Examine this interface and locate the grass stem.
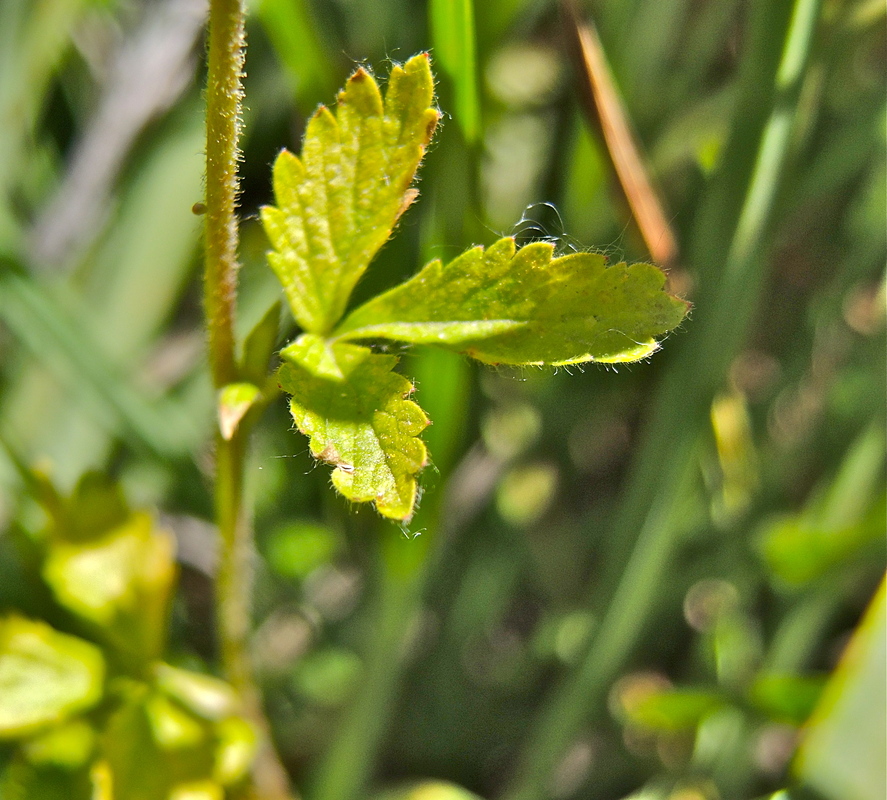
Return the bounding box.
[501,2,823,797]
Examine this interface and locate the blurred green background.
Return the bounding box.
[0,1,884,799]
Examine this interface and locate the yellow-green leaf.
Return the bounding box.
[261,54,439,334]
[169,781,224,800]
[279,336,429,520]
[212,716,258,786]
[0,617,104,739]
[218,382,261,440]
[42,511,176,665]
[145,691,206,751]
[374,781,485,800]
[153,663,238,722]
[335,237,689,365]
[22,719,96,767]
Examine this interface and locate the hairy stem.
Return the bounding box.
[203,2,293,797]
[204,0,243,389]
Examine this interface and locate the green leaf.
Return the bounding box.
[0,755,94,800]
[42,511,177,665]
[212,716,258,786]
[22,719,96,768]
[261,54,439,334]
[374,781,484,800]
[217,382,261,441]
[153,663,238,722]
[623,687,726,731]
[0,616,104,739]
[100,681,240,800]
[239,299,282,386]
[145,691,206,751]
[335,238,689,365]
[278,336,429,520]
[169,781,224,800]
[100,689,180,800]
[749,673,825,725]
[64,470,130,543]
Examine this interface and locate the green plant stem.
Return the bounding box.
[204,0,243,390]
[309,532,432,800]
[501,2,823,798]
[205,0,249,699]
[203,3,293,798]
[215,431,251,692]
[204,0,249,688]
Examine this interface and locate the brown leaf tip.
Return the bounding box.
[425,112,440,139]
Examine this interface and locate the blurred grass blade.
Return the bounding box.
[561,0,679,268]
[431,0,480,144]
[27,0,208,270]
[796,577,886,800]
[0,0,92,244]
[0,264,200,459]
[308,319,472,800]
[502,2,824,798]
[254,0,336,110]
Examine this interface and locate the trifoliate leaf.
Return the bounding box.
[0,617,104,739]
[261,54,439,334]
[335,237,689,365]
[279,336,429,520]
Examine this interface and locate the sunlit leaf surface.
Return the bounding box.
[261,54,438,334]
[279,336,429,520]
[336,237,689,364]
[0,617,104,739]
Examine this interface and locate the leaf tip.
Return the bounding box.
[348,68,370,85]
[425,109,440,140]
[395,188,420,222]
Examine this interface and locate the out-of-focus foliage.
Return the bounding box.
[0,469,255,798]
[0,0,883,799]
[797,577,886,800]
